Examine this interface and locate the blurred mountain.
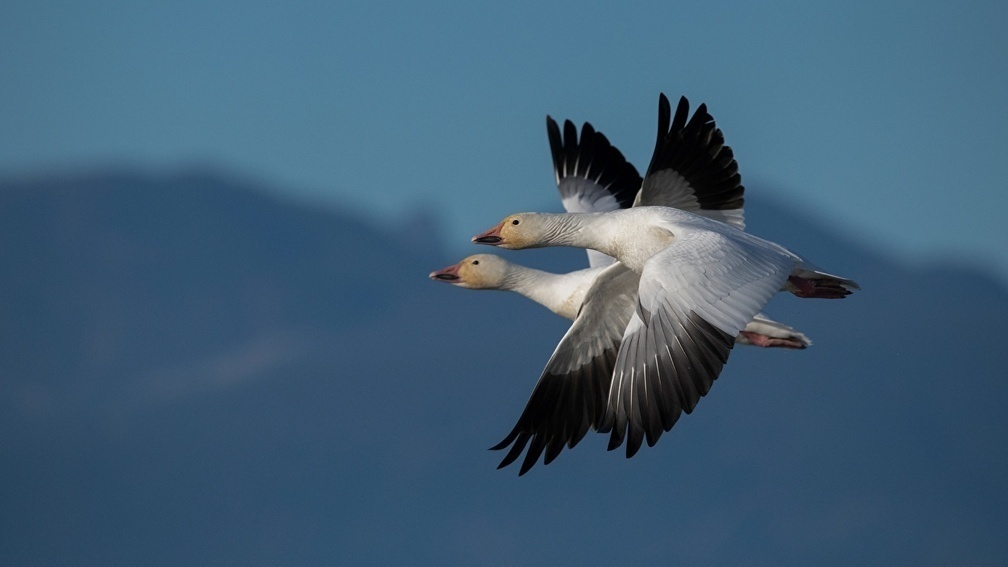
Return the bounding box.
[0,171,1005,565]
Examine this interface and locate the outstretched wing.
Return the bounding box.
[547,117,643,268]
[600,227,795,458]
[491,262,640,475]
[635,94,746,230]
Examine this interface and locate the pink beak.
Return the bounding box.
[429,262,462,283]
[472,221,504,245]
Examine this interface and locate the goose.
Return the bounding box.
[471,94,858,474]
[430,253,809,346]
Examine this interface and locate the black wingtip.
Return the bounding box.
[546,115,563,184]
[673,95,691,132]
[626,425,644,458]
[647,93,676,179]
[543,437,565,465]
[495,431,530,470]
[519,436,547,476]
[656,93,671,139]
[607,428,624,452]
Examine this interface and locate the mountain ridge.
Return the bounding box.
[1,170,1005,565]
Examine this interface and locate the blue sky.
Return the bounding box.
[2,1,1006,282]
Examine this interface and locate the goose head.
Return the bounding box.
[428,254,512,289]
[471,213,549,249]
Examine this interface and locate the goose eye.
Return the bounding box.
[511,219,520,225]
[472,260,479,265]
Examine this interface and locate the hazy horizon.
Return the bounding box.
[3,1,1007,281]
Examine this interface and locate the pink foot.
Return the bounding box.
[739,331,808,349]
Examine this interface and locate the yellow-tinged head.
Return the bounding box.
[427,254,513,289]
[471,213,547,250]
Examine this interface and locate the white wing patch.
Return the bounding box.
[558,178,623,214]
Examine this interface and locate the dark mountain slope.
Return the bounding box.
[0,171,1004,565]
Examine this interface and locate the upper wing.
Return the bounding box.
[491,262,640,475]
[547,117,643,268]
[635,94,746,230]
[600,228,795,457]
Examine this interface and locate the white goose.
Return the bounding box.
[472,94,859,474]
[430,253,809,346]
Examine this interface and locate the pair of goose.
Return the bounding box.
[430,94,858,475]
